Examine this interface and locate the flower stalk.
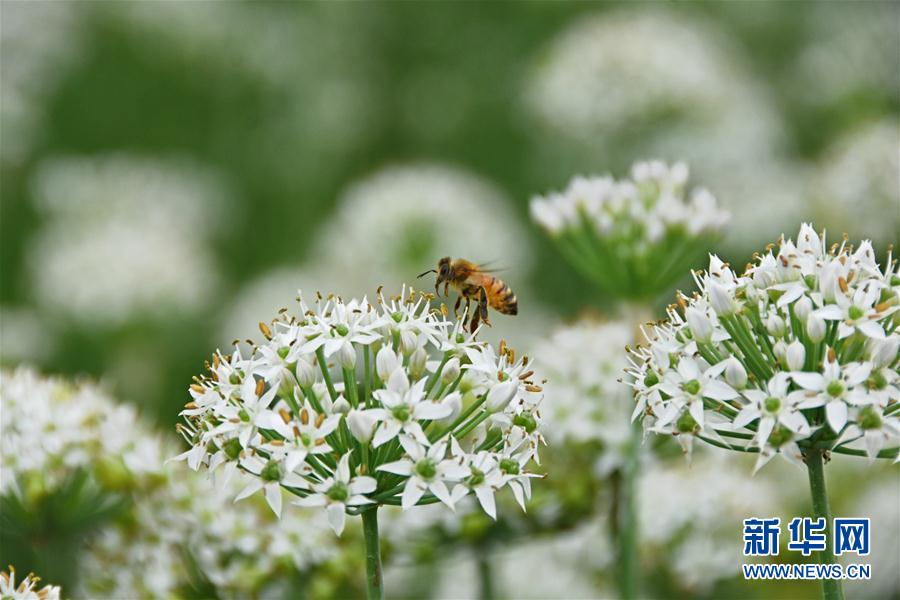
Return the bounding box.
[805,449,844,600]
[361,506,384,600]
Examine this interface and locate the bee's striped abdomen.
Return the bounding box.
[485,276,518,315]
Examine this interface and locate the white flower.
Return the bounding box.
[628,226,900,470]
[378,437,468,510]
[293,454,376,535]
[792,357,873,433]
[450,440,504,519]
[234,455,310,518]
[734,374,812,447]
[530,160,727,299]
[369,369,452,447]
[0,567,61,600]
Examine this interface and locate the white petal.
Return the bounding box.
[704,380,739,401]
[733,407,760,430]
[474,486,497,519]
[864,430,885,460]
[265,482,283,518]
[372,420,401,448]
[234,479,263,502]
[327,503,347,535]
[825,401,848,433]
[294,493,327,507]
[858,320,886,340]
[377,460,413,476]
[429,480,454,509]
[792,372,826,391]
[349,476,377,495]
[401,478,426,511]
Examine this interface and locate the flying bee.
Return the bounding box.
[418,257,518,332]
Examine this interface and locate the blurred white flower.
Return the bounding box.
[27,154,230,325]
[533,319,633,475]
[813,119,900,244]
[0,306,57,364]
[311,164,531,291]
[530,160,728,300]
[0,366,165,497]
[0,2,85,163]
[523,9,804,251]
[791,3,900,109]
[639,452,782,591]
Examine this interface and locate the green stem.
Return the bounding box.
[617,420,641,600]
[361,507,384,600]
[805,449,843,600]
[476,547,495,600]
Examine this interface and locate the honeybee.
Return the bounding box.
[418,257,518,332]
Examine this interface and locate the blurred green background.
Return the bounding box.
[1,1,898,598]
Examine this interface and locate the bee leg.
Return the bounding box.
[469,304,481,333]
[479,287,491,327]
[444,282,450,297]
[454,295,462,319]
[435,283,441,297]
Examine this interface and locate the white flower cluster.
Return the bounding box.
[530,160,728,299]
[81,467,337,599]
[0,567,61,600]
[177,288,545,534]
[638,453,781,591]
[0,367,164,497]
[534,319,634,475]
[27,154,229,325]
[627,224,900,471]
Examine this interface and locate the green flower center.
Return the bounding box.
[513,412,538,433]
[847,306,864,320]
[682,379,701,396]
[468,468,485,487]
[334,324,350,337]
[767,424,793,448]
[804,274,817,289]
[229,373,241,385]
[415,459,437,480]
[826,381,844,397]
[456,333,465,344]
[764,397,781,413]
[643,371,659,387]
[868,371,888,391]
[392,311,403,323]
[676,411,698,434]
[326,482,349,502]
[858,406,882,430]
[391,405,411,423]
[500,458,519,475]
[223,438,242,460]
[261,460,281,482]
[300,432,312,447]
[277,346,290,359]
[238,409,250,422]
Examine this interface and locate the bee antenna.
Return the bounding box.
[417,269,437,279]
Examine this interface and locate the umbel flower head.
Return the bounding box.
[531,160,728,301]
[627,224,900,472]
[0,566,61,600]
[176,287,545,534]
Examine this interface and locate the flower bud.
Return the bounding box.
[765,314,786,338]
[685,306,713,343]
[441,357,461,385]
[409,347,427,380]
[724,357,747,389]
[337,343,356,369]
[295,357,318,387]
[347,409,376,443]
[807,313,826,343]
[436,392,462,425]
[486,380,517,413]
[867,336,900,369]
[332,394,351,415]
[773,340,788,364]
[794,296,813,322]
[376,346,399,382]
[399,330,417,356]
[786,340,806,371]
[707,281,736,316]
